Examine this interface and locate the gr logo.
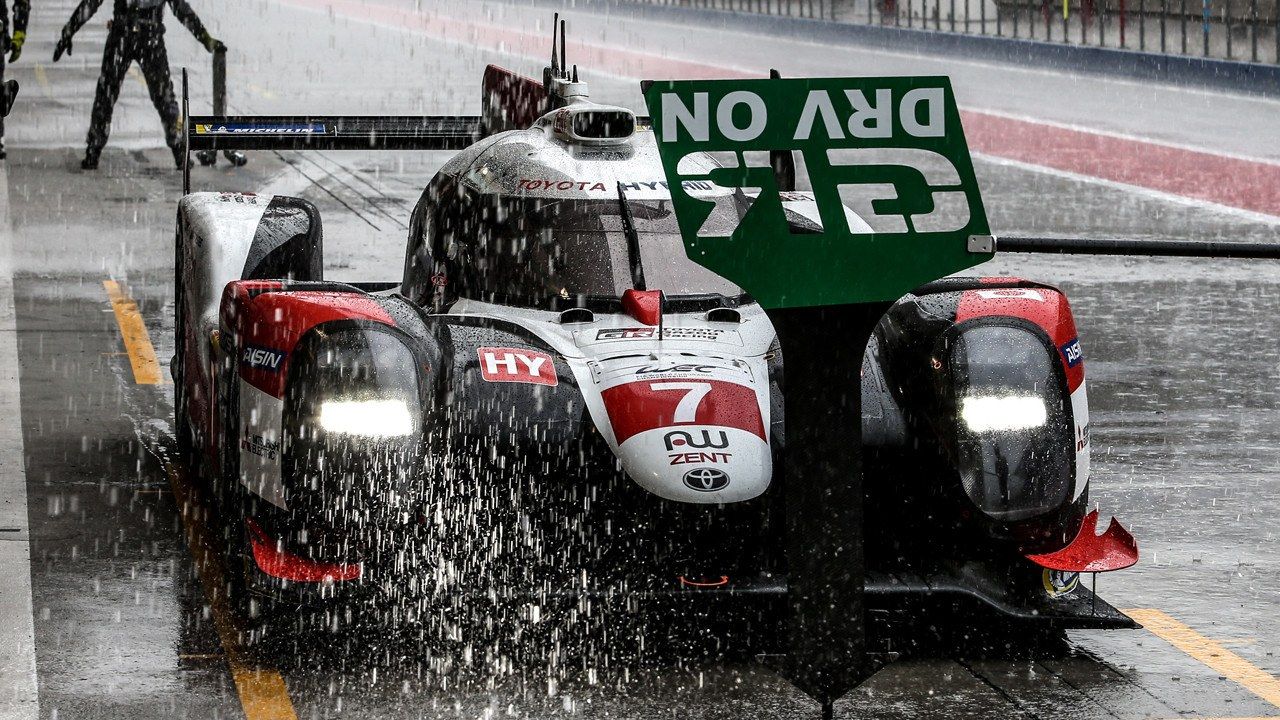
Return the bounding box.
[661,86,972,236]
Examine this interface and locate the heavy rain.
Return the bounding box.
[0,0,1277,719]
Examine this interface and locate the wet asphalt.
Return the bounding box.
[1,0,1279,718]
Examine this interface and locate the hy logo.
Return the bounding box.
[644,77,992,309]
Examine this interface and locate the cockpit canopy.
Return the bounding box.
[403,177,747,310]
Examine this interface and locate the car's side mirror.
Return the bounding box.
[1,80,17,118]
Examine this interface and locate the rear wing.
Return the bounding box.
[185,116,481,151]
[180,69,480,193]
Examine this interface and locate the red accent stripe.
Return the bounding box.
[603,379,765,444]
[956,286,1084,392]
[961,111,1280,217]
[246,518,362,583]
[224,285,396,398]
[622,289,664,326]
[1026,510,1138,573]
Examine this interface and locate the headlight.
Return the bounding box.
[960,395,1047,433]
[949,325,1072,522]
[281,324,428,529]
[318,398,415,438]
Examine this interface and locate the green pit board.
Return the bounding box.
[643,76,992,309]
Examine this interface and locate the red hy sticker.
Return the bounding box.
[477,348,558,387]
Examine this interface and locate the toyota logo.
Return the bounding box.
[683,467,730,492]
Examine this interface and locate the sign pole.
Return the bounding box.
[773,303,890,714]
[644,75,992,715]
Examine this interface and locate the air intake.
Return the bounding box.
[572,110,634,140]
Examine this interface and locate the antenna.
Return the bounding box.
[572,65,579,83]
[550,13,559,77]
[559,18,567,79]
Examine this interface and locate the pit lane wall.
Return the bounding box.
[556,0,1280,95]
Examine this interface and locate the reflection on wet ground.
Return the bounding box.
[4,0,1280,716]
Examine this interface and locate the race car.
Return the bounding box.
[172,27,1138,685]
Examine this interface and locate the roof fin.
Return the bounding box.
[550,13,560,78]
[559,18,567,79]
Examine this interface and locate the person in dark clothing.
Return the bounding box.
[1,0,31,159]
[52,0,225,170]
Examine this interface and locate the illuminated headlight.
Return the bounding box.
[960,395,1047,432]
[318,398,414,438]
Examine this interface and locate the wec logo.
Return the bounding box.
[644,77,991,309]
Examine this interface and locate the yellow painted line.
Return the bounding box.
[1127,608,1280,711]
[247,83,278,100]
[103,280,166,384]
[112,274,296,720]
[32,64,52,98]
[167,461,299,720]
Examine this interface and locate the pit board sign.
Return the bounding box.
[643,77,992,309]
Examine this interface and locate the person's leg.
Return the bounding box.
[83,28,131,169]
[136,32,182,167]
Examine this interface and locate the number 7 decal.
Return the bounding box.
[649,382,712,423]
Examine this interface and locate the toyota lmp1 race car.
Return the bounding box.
[172,30,1139,677]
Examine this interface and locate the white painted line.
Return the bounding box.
[0,165,40,718]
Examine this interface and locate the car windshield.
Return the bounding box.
[452,195,745,307]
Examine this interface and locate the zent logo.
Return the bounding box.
[683,467,730,492]
[669,451,732,466]
[477,348,558,387]
[1061,338,1083,368]
[242,345,286,373]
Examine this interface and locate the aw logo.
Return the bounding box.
[644,77,992,309]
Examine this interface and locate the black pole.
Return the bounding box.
[1181,0,1187,53]
[1139,0,1145,49]
[1225,2,1232,59]
[1250,0,1257,62]
[997,235,1280,258]
[769,69,797,191]
[1099,0,1104,46]
[1160,0,1167,51]
[772,302,889,714]
[182,68,190,195]
[1203,0,1210,55]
